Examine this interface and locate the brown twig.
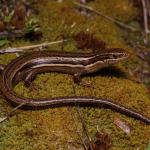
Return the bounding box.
[0,39,68,54]
[69,107,89,150]
[72,84,93,150]
[76,107,94,150]
[73,1,140,32]
[67,84,89,150]
[145,0,150,17]
[0,102,26,123]
[141,0,150,45]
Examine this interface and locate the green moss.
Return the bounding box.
[90,0,137,22]
[0,0,150,150]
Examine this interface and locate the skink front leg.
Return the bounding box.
[74,70,92,87]
[73,72,82,84]
[0,64,5,74]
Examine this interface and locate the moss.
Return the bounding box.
[90,0,137,22]
[0,0,150,150]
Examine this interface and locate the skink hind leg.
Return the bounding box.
[13,68,36,87]
[22,69,36,87]
[17,68,39,91]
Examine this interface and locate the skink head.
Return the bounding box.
[97,48,130,63]
[86,48,130,73]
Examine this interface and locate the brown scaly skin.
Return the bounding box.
[0,49,150,124]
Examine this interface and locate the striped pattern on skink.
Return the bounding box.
[0,49,150,124]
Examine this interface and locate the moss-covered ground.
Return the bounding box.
[0,0,150,149]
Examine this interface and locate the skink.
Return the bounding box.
[0,49,150,124]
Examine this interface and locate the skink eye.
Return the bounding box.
[112,54,118,59]
[110,55,118,59]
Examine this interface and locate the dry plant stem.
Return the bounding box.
[0,39,68,54]
[73,1,139,32]
[69,84,89,150]
[68,107,89,150]
[72,84,93,150]
[0,102,25,123]
[145,0,150,17]
[141,0,150,44]
[76,107,94,150]
[141,0,149,33]
[80,0,86,3]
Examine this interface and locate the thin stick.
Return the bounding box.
[0,102,26,123]
[73,1,139,32]
[69,107,89,150]
[0,39,68,54]
[145,0,150,17]
[72,84,93,150]
[141,0,150,34]
[76,106,94,150]
[141,0,150,45]
[71,85,89,150]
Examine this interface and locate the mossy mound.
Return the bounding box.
[0,0,150,149]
